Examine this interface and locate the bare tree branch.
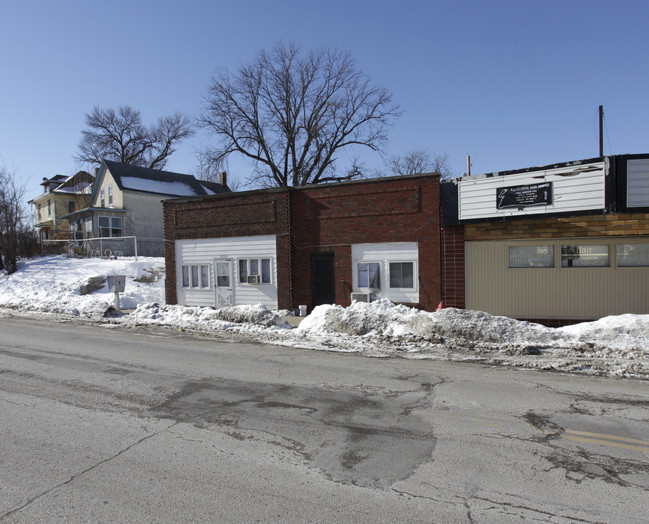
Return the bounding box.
[0,165,27,274]
[76,106,194,170]
[198,42,401,187]
[388,149,454,179]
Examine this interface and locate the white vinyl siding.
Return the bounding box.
[458,161,606,220]
[351,242,418,303]
[627,159,649,208]
[176,235,278,308]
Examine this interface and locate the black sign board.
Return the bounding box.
[496,182,552,210]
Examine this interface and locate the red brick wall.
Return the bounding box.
[163,190,291,306]
[164,175,446,312]
[441,225,465,309]
[290,176,442,311]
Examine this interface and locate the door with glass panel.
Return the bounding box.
[214,259,234,307]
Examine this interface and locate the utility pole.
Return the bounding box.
[599,105,604,157]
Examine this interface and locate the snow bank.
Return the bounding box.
[0,255,165,318]
[2,256,649,379]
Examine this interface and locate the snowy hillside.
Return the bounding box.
[1,256,648,379]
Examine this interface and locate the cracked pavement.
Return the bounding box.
[1,316,649,523]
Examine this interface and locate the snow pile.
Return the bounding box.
[123,303,292,330]
[0,256,165,318]
[2,256,649,379]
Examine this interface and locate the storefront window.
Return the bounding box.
[509,246,554,268]
[617,244,649,267]
[561,244,609,267]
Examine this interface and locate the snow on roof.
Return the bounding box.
[120,176,203,197]
[54,182,93,194]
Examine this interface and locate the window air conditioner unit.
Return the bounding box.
[247,275,261,285]
[350,292,372,303]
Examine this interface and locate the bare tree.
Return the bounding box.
[388,149,454,178]
[0,165,27,274]
[76,106,194,170]
[199,42,401,187]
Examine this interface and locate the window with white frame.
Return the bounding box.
[100,189,105,207]
[357,262,381,288]
[98,216,122,237]
[47,200,51,216]
[108,184,113,205]
[181,264,210,288]
[389,262,415,289]
[351,242,419,303]
[239,258,271,284]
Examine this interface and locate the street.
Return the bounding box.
[1,316,649,523]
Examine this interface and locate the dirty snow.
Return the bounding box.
[1,256,648,379]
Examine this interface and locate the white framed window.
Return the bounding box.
[100,188,105,207]
[37,204,42,221]
[47,199,52,216]
[108,184,113,205]
[351,242,419,303]
[181,264,210,288]
[357,262,381,288]
[98,216,122,237]
[239,258,272,284]
[389,262,415,289]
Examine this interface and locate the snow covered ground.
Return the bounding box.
[1,256,648,379]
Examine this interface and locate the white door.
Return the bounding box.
[214,259,234,307]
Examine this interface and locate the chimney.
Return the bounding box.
[219,171,228,188]
[94,167,99,178]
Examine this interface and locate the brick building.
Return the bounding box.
[163,173,455,313]
[442,153,649,324]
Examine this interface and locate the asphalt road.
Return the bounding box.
[1,316,649,523]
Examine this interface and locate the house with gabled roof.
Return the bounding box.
[28,171,95,244]
[64,160,230,257]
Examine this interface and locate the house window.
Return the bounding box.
[509,245,554,268]
[389,262,415,289]
[357,262,381,288]
[617,243,649,267]
[47,200,51,216]
[108,185,113,205]
[38,204,42,221]
[68,200,76,213]
[98,216,122,237]
[561,244,609,267]
[181,265,210,288]
[100,189,105,207]
[239,258,271,284]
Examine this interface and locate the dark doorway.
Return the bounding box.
[311,253,336,307]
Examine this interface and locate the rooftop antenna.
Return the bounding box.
[466,154,471,176]
[599,105,604,157]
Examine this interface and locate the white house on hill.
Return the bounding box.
[64,160,230,257]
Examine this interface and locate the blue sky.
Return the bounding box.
[2,0,648,201]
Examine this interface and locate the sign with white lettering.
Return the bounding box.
[496,182,552,209]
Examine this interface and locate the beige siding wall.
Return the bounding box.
[466,238,649,319]
[93,171,123,208]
